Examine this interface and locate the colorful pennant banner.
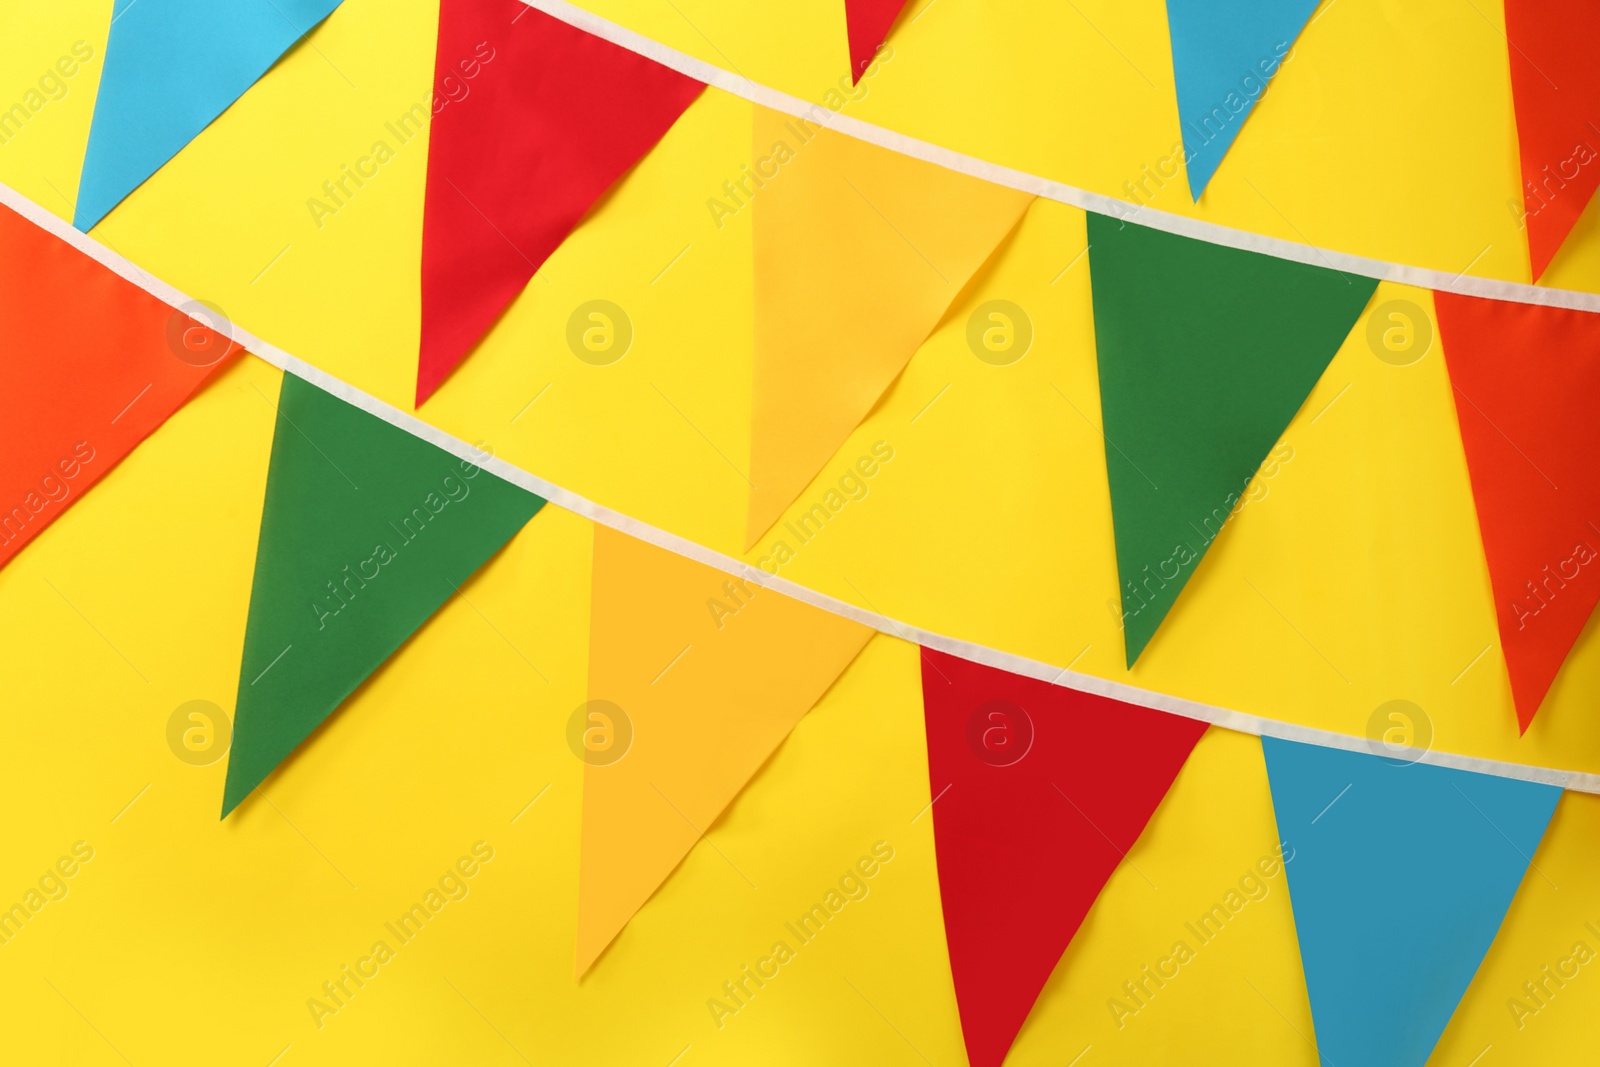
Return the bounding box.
[1163,0,1318,199]
[1502,0,1600,280]
[1086,213,1377,665]
[0,202,240,570]
[222,373,545,815]
[1263,737,1560,1066]
[1434,293,1600,731]
[14,1,1600,1053]
[418,0,704,404]
[747,104,1033,547]
[77,0,343,230]
[844,0,909,82]
[920,648,1207,1067]
[578,525,872,973]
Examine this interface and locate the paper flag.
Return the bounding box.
[845,0,909,82]
[1502,0,1600,280]
[1261,737,1559,1067]
[418,0,704,404]
[221,374,544,816]
[1087,214,1375,665]
[577,525,873,974]
[1434,293,1600,731]
[747,105,1032,547]
[0,204,240,571]
[1163,0,1318,199]
[919,648,1207,1067]
[75,0,342,231]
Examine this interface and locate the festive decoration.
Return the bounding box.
[844,0,909,81]
[577,526,873,974]
[1163,0,1317,199]
[1501,0,1600,280]
[76,0,342,230]
[222,373,544,815]
[0,202,240,571]
[919,648,1207,1067]
[417,0,704,404]
[747,104,1032,547]
[1262,737,1560,1066]
[1086,214,1376,665]
[1435,293,1600,731]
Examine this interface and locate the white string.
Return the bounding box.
[520,0,1600,313]
[1,182,1591,797]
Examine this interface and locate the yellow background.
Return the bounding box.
[3,0,1599,1063]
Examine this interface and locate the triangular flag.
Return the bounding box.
[577,525,873,974]
[844,0,909,82]
[1434,293,1600,731]
[418,0,704,404]
[221,373,544,815]
[75,0,342,230]
[0,202,240,571]
[1163,0,1318,199]
[1262,737,1559,1067]
[747,105,1033,547]
[919,648,1207,1067]
[1502,0,1600,280]
[1087,214,1375,665]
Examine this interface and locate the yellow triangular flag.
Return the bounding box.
[575,524,874,975]
[746,105,1034,547]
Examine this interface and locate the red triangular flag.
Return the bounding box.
[1503,0,1600,280]
[0,202,240,571]
[844,0,908,82]
[919,648,1207,1067]
[1435,292,1600,730]
[417,1,703,404]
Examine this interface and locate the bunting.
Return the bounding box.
[1501,0,1600,280]
[76,0,343,231]
[9,0,1600,1050]
[0,202,240,572]
[747,104,1033,547]
[1163,0,1319,199]
[1087,214,1376,665]
[221,373,544,815]
[1435,293,1600,731]
[417,0,704,404]
[844,0,909,82]
[1262,737,1559,1066]
[576,525,873,974]
[919,648,1207,1067]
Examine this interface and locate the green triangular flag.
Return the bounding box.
[222,373,545,816]
[1086,215,1375,666]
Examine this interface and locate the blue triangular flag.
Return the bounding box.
[1262,737,1559,1066]
[75,0,343,230]
[1163,0,1318,199]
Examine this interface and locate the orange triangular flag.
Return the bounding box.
[1435,292,1600,730]
[1503,0,1600,280]
[576,525,873,974]
[746,106,1033,548]
[0,203,241,571]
